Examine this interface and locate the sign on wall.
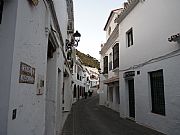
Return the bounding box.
[123,71,135,79]
[19,62,35,84]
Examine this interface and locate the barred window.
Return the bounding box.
[113,43,119,69]
[150,69,165,116]
[0,0,4,24]
[103,56,108,74]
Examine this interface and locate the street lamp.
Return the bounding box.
[73,30,81,47]
[66,30,81,50]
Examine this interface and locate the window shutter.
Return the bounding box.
[113,43,119,69]
[103,56,108,74]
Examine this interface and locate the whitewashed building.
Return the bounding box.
[83,66,99,89]
[116,0,180,135]
[0,0,77,135]
[72,56,86,101]
[99,8,122,112]
[72,56,100,101]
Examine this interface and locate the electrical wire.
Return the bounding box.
[119,48,180,72]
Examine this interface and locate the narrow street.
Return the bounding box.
[62,95,164,135]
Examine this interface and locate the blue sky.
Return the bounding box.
[74,0,125,60]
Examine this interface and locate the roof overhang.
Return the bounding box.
[104,8,121,31]
[115,0,140,24]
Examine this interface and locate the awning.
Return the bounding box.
[104,76,119,84]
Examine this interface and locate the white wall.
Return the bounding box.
[99,74,108,106]
[0,0,72,135]
[62,73,72,127]
[53,0,68,44]
[6,1,49,135]
[0,1,18,134]
[119,1,180,134]
[105,12,119,39]
[119,0,180,70]
[99,11,120,110]
[135,57,180,135]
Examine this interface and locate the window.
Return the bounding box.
[150,70,165,116]
[109,53,112,71]
[103,56,108,74]
[126,28,133,47]
[0,0,4,24]
[113,43,119,69]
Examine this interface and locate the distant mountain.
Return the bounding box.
[76,49,100,69]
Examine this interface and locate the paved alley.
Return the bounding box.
[61,95,164,135]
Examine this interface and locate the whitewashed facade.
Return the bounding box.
[72,56,86,102]
[99,8,122,112]
[83,66,99,89]
[0,0,76,135]
[117,0,180,135]
[72,56,100,101]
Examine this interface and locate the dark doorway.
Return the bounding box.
[77,85,80,99]
[73,85,76,98]
[128,79,135,118]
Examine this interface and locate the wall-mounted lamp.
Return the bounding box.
[66,30,81,48]
[73,30,81,47]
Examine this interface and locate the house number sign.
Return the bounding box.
[19,62,35,84]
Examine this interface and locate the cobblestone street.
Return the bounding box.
[62,95,164,135]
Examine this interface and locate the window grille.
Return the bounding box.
[0,0,4,24]
[150,70,165,116]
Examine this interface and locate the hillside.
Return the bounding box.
[76,49,100,69]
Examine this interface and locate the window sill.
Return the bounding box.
[151,111,166,116]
